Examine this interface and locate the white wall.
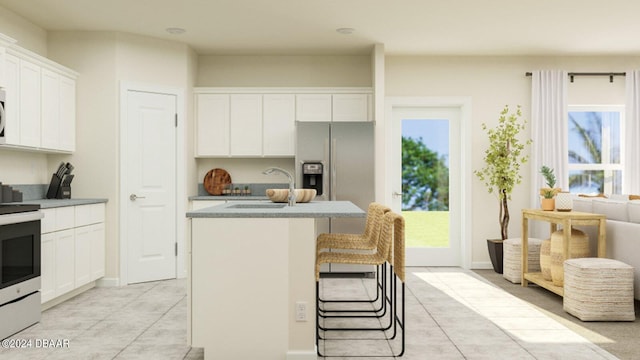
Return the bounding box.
[197,158,295,188]
[385,55,639,267]
[197,55,371,87]
[47,31,196,282]
[0,5,47,56]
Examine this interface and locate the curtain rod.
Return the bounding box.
[525,71,626,83]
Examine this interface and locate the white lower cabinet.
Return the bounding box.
[55,229,75,297]
[40,203,106,304]
[40,233,56,303]
[74,226,92,288]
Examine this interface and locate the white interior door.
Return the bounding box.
[125,90,177,284]
[392,106,462,266]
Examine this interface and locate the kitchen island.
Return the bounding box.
[186,201,365,360]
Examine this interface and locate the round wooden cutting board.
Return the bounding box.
[203,168,232,195]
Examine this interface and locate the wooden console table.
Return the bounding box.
[521,209,606,296]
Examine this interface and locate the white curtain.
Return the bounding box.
[530,70,568,237]
[625,70,640,194]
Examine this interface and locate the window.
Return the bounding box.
[567,105,624,195]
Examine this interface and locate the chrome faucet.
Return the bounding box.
[262,167,296,206]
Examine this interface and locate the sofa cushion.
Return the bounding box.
[627,201,640,224]
[592,199,629,222]
[572,197,593,213]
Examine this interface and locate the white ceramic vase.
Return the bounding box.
[555,192,573,212]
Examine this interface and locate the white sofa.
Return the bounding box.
[571,195,640,300]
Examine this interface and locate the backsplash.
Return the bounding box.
[197,183,288,196]
[2,184,47,201]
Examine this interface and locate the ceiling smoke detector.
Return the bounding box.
[166,27,186,35]
[336,28,355,35]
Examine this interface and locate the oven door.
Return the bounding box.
[0,220,41,300]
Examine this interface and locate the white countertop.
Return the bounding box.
[186,200,365,218]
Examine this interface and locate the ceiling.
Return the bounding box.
[1,0,639,56]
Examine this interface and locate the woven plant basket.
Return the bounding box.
[550,229,590,286]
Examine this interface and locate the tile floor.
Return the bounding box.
[0,279,202,360]
[0,267,622,359]
[318,267,619,359]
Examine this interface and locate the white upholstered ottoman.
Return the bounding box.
[563,258,635,321]
[503,237,543,284]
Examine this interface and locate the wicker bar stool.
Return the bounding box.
[316,212,405,357]
[317,202,391,313]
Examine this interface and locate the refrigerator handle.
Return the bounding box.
[331,138,337,201]
[323,137,330,200]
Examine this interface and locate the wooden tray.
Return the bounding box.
[203,168,232,195]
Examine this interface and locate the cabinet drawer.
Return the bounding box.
[41,209,56,234]
[55,207,75,231]
[41,207,75,233]
[75,203,105,227]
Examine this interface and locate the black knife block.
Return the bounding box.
[46,174,72,199]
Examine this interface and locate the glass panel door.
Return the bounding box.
[393,107,461,266]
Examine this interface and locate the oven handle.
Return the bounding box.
[0,211,44,226]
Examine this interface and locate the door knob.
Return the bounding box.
[130,194,146,201]
[392,191,404,198]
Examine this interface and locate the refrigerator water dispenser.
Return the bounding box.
[302,162,323,196]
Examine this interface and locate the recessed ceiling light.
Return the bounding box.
[166,27,186,35]
[336,28,355,35]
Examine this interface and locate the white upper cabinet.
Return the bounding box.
[332,94,370,122]
[230,94,262,156]
[0,44,77,153]
[295,94,332,122]
[296,93,371,122]
[58,76,76,152]
[19,59,41,148]
[3,53,20,146]
[0,46,5,87]
[195,93,230,157]
[194,88,372,158]
[263,94,295,156]
[40,68,60,149]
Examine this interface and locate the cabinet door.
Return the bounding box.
[40,68,60,150]
[3,53,20,145]
[195,94,230,156]
[332,94,369,122]
[90,223,106,281]
[0,47,5,88]
[19,59,41,147]
[55,229,75,296]
[59,75,76,152]
[74,226,92,287]
[296,94,331,122]
[40,233,56,303]
[263,94,295,156]
[230,94,262,156]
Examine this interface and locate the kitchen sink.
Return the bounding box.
[227,203,287,209]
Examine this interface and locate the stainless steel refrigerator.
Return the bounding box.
[295,122,375,273]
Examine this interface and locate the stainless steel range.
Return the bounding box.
[0,204,43,340]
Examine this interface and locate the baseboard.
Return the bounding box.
[286,350,317,360]
[471,261,494,270]
[42,282,96,311]
[96,277,120,287]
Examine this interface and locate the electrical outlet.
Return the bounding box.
[295,301,307,322]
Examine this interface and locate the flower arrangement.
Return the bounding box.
[539,165,561,199]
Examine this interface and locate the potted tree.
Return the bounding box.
[474,105,531,273]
